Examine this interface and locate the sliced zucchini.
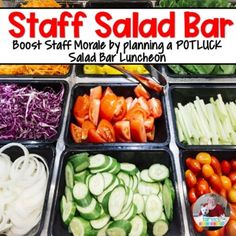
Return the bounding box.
[120,163,138,175]
[164,178,175,201]
[101,191,112,214]
[90,214,110,230]
[69,217,92,236]
[89,173,105,196]
[153,220,169,236]
[90,157,114,174]
[62,201,76,225]
[138,181,160,195]
[133,193,144,214]
[121,187,133,213]
[76,198,102,220]
[74,170,89,183]
[109,161,121,175]
[162,183,173,221]
[140,169,155,183]
[117,172,130,187]
[114,204,132,221]
[123,204,137,221]
[102,172,116,189]
[85,174,93,186]
[97,223,111,236]
[129,215,147,236]
[160,212,167,221]
[108,185,126,218]
[106,220,132,236]
[65,186,73,202]
[131,175,138,192]
[148,164,169,181]
[145,194,162,223]
[89,154,109,169]
[69,153,89,173]
[60,195,67,215]
[73,182,92,207]
[65,162,74,188]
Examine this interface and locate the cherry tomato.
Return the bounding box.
[205,228,225,236]
[209,174,223,193]
[221,160,231,175]
[231,160,236,171]
[144,116,155,132]
[196,178,210,196]
[202,164,215,179]
[229,172,236,184]
[70,123,82,143]
[233,183,236,190]
[114,121,131,142]
[193,220,204,233]
[130,119,147,143]
[146,126,155,141]
[196,152,211,165]
[137,97,150,115]
[113,97,127,121]
[73,95,90,125]
[88,129,106,143]
[134,84,150,100]
[186,158,201,174]
[188,187,198,204]
[221,175,232,191]
[211,155,222,176]
[220,188,227,199]
[89,99,100,126]
[148,98,163,118]
[228,189,236,203]
[230,203,236,221]
[90,86,102,100]
[97,119,115,142]
[185,170,197,188]
[225,219,236,236]
[81,120,96,140]
[100,93,117,121]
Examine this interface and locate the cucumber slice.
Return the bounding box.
[74,170,89,183]
[90,214,110,230]
[89,173,105,196]
[73,182,92,207]
[131,175,138,192]
[89,154,109,169]
[69,217,92,236]
[140,169,155,183]
[102,172,116,189]
[109,161,121,175]
[108,185,126,218]
[145,194,162,223]
[65,186,73,202]
[114,204,132,221]
[97,178,119,203]
[162,183,173,221]
[76,198,102,220]
[120,163,138,175]
[69,153,89,173]
[106,220,132,236]
[148,164,169,181]
[123,204,137,221]
[138,181,160,195]
[129,215,147,236]
[65,162,74,188]
[101,191,112,214]
[117,172,130,187]
[90,157,114,174]
[164,178,175,201]
[62,201,76,225]
[160,212,167,221]
[60,195,67,216]
[153,220,169,236]
[85,174,92,186]
[133,193,144,214]
[97,223,111,236]
[121,187,134,213]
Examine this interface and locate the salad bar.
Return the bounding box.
[1,1,236,236]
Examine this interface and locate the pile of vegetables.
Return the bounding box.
[83,65,149,75]
[70,85,162,143]
[175,94,236,145]
[168,65,236,76]
[0,83,64,140]
[60,152,175,236]
[185,152,236,235]
[0,143,49,235]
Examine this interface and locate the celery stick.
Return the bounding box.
[196,96,209,121]
[175,108,184,142]
[226,103,236,131]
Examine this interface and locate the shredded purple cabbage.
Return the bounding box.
[0,83,64,140]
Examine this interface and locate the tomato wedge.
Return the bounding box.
[147,126,155,141]
[88,129,106,143]
[70,123,82,143]
[126,105,148,122]
[73,95,90,125]
[103,87,114,96]
[148,98,163,118]
[81,120,96,140]
[138,97,150,115]
[100,93,117,121]
[134,84,150,100]
[89,99,100,126]
[125,97,133,111]
[97,119,115,142]
[144,116,154,132]
[130,119,147,142]
[90,86,102,100]
[114,121,131,142]
[113,97,127,122]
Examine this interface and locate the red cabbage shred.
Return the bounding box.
[0,83,64,140]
